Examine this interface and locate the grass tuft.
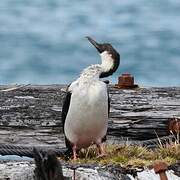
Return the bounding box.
[61,131,179,168]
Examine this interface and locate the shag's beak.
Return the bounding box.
[86,36,103,53]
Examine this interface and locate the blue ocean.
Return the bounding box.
[0,0,180,86]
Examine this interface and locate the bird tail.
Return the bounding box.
[64,137,73,160]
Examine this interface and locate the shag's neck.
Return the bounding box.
[79,51,116,83]
[99,51,115,78]
[79,64,102,83]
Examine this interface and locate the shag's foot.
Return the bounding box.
[97,143,107,158]
[73,145,77,160]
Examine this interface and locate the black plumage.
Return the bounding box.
[61,88,72,155]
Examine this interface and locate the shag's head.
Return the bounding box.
[87,36,120,78]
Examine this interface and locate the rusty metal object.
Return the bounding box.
[115,73,138,89]
[168,118,180,134]
[154,161,168,180]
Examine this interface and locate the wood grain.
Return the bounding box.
[0,85,180,146]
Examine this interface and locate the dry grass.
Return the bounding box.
[63,132,180,168]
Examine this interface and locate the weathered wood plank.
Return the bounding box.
[0,85,180,146]
[109,87,180,139]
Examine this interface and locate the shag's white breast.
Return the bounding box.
[64,81,108,148]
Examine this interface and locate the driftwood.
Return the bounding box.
[0,85,180,147]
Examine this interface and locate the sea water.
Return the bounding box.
[0,0,180,86]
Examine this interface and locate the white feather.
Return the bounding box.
[100,51,114,72]
[65,80,108,148]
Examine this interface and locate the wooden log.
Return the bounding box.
[0,85,180,147]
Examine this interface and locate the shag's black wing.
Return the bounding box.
[102,81,110,142]
[108,90,110,117]
[61,86,72,153]
[103,80,110,116]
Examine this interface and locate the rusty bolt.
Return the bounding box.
[154,161,168,180]
[168,118,180,134]
[115,73,138,89]
[119,73,134,87]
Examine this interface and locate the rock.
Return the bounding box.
[0,161,34,180]
[0,159,179,180]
